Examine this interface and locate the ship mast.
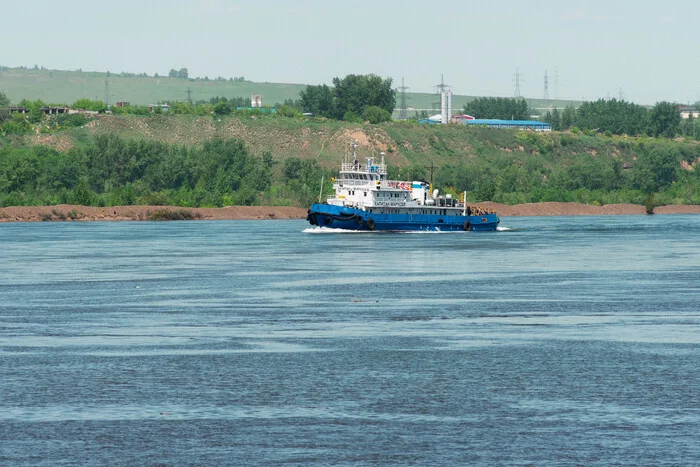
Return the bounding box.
[352,142,358,170]
[424,161,437,195]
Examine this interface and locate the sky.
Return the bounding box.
[3,0,699,105]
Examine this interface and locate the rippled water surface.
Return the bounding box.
[1,216,699,465]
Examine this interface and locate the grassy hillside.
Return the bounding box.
[20,113,695,168]
[1,67,579,115]
[0,67,307,107]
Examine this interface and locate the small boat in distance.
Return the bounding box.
[306,143,499,232]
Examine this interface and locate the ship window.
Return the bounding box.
[364,192,367,196]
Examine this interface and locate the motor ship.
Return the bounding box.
[306,144,500,232]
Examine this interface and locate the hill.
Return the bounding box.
[0,66,580,115]
[1,105,699,210]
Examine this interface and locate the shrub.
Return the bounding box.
[148,209,201,220]
[644,193,656,214]
[56,113,88,128]
[342,111,363,123]
[362,105,392,124]
[213,101,232,116]
[51,209,66,220]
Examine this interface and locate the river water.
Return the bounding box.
[1,216,698,465]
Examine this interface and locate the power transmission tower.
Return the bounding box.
[104,70,110,107]
[433,74,450,111]
[618,87,624,101]
[543,70,549,100]
[397,77,410,120]
[513,68,522,98]
[434,73,450,94]
[186,86,193,105]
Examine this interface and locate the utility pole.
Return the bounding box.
[104,70,110,107]
[186,86,193,105]
[397,77,410,120]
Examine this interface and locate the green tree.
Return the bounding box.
[0,91,10,107]
[561,105,575,130]
[463,97,529,120]
[299,84,334,117]
[213,101,232,115]
[550,108,562,131]
[574,99,649,135]
[630,146,680,192]
[331,74,396,120]
[362,105,392,124]
[277,105,300,118]
[648,101,681,138]
[71,98,107,112]
[170,101,194,114]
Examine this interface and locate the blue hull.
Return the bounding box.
[307,203,499,232]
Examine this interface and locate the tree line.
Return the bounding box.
[0,134,333,208]
[543,99,698,139]
[299,74,396,123]
[2,129,698,209]
[462,97,530,120]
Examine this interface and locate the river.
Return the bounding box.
[1,216,698,465]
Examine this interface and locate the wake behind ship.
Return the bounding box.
[306,143,499,232]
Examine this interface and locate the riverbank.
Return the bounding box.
[1,203,699,223]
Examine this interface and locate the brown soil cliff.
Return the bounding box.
[1,203,698,223]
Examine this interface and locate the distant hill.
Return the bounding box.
[0,66,581,115]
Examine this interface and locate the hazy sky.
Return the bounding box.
[4,0,699,104]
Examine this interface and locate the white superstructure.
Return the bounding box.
[326,143,459,211]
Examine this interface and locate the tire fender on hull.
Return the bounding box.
[463,221,471,231]
[366,218,375,231]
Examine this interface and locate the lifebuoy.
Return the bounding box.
[355,215,363,225]
[463,221,471,231]
[366,218,375,231]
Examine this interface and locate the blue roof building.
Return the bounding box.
[458,119,552,132]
